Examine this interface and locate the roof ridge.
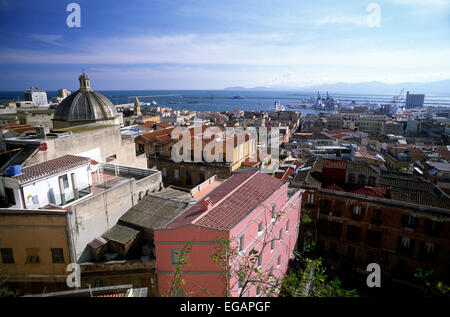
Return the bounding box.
[191,171,260,225]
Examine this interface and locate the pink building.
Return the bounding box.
[154,171,303,297]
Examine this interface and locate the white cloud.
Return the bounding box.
[27,34,63,46]
[389,0,449,5]
[315,16,366,27]
[1,32,449,86]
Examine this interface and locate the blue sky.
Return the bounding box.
[0,0,449,90]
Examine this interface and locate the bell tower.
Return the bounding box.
[78,72,92,91]
[134,97,142,117]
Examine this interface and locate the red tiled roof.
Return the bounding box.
[351,186,387,198]
[324,184,345,192]
[326,129,353,135]
[0,123,36,135]
[141,127,175,141]
[12,155,91,184]
[165,171,286,231]
[94,293,126,297]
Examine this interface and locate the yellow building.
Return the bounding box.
[0,209,73,295]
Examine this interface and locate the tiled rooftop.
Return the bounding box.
[165,171,286,230]
[12,155,91,184]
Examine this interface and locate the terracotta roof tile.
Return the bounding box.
[165,171,286,231]
[12,155,91,184]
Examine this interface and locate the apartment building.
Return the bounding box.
[154,171,303,297]
[135,125,258,188]
[291,157,450,293]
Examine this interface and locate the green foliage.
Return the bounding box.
[164,241,193,297]
[0,286,17,297]
[302,213,312,224]
[281,256,358,297]
[414,267,450,296]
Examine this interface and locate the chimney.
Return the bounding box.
[202,197,213,211]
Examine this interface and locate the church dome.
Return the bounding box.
[53,73,118,123]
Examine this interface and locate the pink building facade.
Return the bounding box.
[154,171,303,297]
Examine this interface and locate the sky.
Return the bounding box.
[0,0,449,90]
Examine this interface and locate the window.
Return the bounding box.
[162,168,167,177]
[256,285,261,296]
[174,169,179,180]
[279,228,283,240]
[420,241,439,262]
[306,193,314,204]
[51,248,65,264]
[186,171,192,186]
[286,219,290,232]
[239,235,245,252]
[59,175,69,189]
[423,241,435,254]
[424,220,443,237]
[0,248,14,264]
[402,215,419,229]
[94,280,106,288]
[271,205,276,220]
[257,254,262,267]
[25,248,40,264]
[366,230,382,247]
[371,208,383,226]
[353,205,362,215]
[352,205,363,221]
[277,255,281,267]
[397,236,414,255]
[270,239,275,252]
[4,188,15,205]
[346,225,362,242]
[320,199,331,213]
[348,173,356,184]
[170,249,182,265]
[258,222,264,234]
[173,288,184,297]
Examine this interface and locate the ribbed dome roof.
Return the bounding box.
[53,73,118,122]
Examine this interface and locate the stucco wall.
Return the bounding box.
[71,172,162,262]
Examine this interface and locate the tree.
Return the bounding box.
[414,267,450,297]
[0,269,19,297]
[210,200,296,297]
[163,242,193,297]
[280,254,358,297]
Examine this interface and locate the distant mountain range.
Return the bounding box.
[224,79,450,95]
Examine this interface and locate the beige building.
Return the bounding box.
[355,116,386,135]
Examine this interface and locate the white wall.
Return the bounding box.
[21,164,92,209]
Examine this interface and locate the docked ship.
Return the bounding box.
[271,101,285,111]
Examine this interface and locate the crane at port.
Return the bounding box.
[391,88,404,106]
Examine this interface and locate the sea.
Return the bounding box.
[1,90,450,115]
